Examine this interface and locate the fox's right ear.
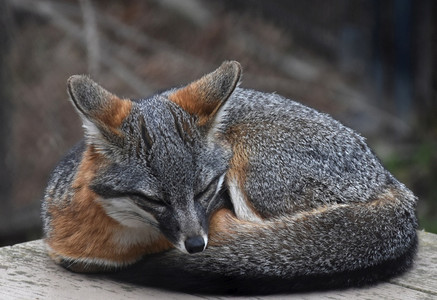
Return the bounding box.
[168,61,241,126]
[67,75,133,147]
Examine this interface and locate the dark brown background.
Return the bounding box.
[0,0,436,246]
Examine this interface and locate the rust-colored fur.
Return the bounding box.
[46,146,172,267]
[98,96,133,130]
[169,62,241,126]
[169,82,220,126]
[225,125,264,220]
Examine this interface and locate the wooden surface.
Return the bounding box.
[0,231,436,299]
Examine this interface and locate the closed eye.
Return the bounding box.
[129,192,167,208]
[195,173,226,204]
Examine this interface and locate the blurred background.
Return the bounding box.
[0,0,436,246]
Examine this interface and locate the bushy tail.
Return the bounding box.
[105,186,418,295]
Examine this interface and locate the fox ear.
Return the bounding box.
[168,61,241,125]
[67,75,132,146]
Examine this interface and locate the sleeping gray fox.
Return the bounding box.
[42,61,417,294]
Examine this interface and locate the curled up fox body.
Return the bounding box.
[42,61,418,294]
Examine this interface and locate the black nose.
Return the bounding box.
[184,236,206,254]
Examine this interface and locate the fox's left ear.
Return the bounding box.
[67,75,133,147]
[168,61,241,125]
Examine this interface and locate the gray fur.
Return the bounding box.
[42,141,85,238]
[67,75,113,119]
[219,88,397,215]
[141,85,417,288]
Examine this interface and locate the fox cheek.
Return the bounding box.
[155,211,181,247]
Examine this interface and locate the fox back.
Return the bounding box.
[42,61,417,293]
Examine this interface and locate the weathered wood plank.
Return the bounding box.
[0,241,197,299]
[390,231,437,295]
[0,231,436,299]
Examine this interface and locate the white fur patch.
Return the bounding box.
[98,197,161,248]
[99,196,158,228]
[215,173,226,195]
[82,117,102,142]
[207,94,232,143]
[203,235,208,251]
[112,225,162,251]
[227,178,262,222]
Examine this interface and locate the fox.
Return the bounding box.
[42,61,418,294]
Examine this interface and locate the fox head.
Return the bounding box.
[67,61,241,254]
